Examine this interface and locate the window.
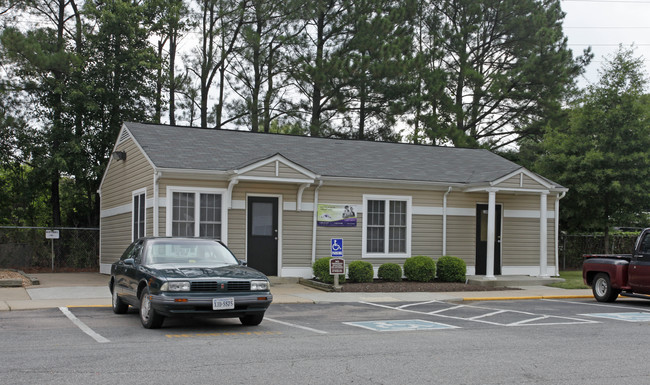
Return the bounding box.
[132,190,146,242]
[363,195,411,258]
[167,188,224,240]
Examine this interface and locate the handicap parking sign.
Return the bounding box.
[331,238,343,257]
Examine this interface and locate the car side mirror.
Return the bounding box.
[238,259,247,266]
[124,258,135,266]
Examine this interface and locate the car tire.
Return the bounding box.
[592,273,620,302]
[140,287,165,329]
[239,313,264,326]
[111,284,128,314]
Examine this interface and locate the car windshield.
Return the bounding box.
[146,240,239,266]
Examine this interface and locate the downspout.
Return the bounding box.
[442,187,452,256]
[311,180,323,267]
[227,178,239,209]
[153,171,162,237]
[297,183,310,212]
[555,191,566,276]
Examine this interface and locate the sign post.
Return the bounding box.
[45,230,60,272]
[330,238,345,290]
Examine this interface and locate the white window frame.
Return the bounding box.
[165,186,228,242]
[362,194,412,259]
[132,188,147,242]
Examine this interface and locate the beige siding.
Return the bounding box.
[100,138,153,264]
[447,192,485,208]
[496,175,522,189]
[282,211,313,267]
[319,185,443,207]
[158,179,229,196]
[500,194,552,211]
[241,163,309,180]
[502,218,555,266]
[315,219,363,261]
[412,215,442,257]
[523,174,545,189]
[446,216,476,265]
[100,213,131,265]
[227,209,246,258]
[101,139,153,210]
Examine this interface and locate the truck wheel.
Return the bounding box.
[592,273,620,302]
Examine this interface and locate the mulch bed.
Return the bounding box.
[340,280,516,292]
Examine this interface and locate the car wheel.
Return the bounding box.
[239,313,264,326]
[140,287,164,329]
[111,284,128,314]
[592,273,620,302]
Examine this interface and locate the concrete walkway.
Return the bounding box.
[0,272,594,311]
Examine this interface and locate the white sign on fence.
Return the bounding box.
[45,230,60,239]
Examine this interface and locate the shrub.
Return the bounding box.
[312,257,345,284]
[378,263,402,282]
[348,260,374,283]
[403,255,436,282]
[436,256,466,282]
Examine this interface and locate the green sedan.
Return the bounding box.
[109,237,273,329]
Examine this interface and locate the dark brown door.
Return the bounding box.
[247,197,278,275]
[476,204,502,275]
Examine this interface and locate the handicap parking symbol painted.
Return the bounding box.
[582,312,650,322]
[343,319,459,332]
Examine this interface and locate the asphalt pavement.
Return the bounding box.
[0,272,595,311]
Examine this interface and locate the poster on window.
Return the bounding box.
[317,204,357,227]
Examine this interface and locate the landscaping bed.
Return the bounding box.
[342,280,513,292]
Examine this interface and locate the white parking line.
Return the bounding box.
[360,300,597,327]
[264,317,328,334]
[59,307,110,343]
[542,298,650,310]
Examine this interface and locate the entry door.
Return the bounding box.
[475,204,502,275]
[247,197,279,276]
[630,232,650,291]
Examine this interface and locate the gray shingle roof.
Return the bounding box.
[124,122,552,186]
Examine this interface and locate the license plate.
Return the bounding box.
[212,297,235,310]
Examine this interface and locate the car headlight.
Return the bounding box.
[250,280,269,291]
[161,281,191,292]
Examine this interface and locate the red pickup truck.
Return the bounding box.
[583,228,650,302]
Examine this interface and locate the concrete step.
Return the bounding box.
[268,276,300,285]
[467,275,565,288]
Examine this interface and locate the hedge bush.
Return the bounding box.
[348,260,374,283]
[377,263,402,282]
[312,257,345,284]
[403,255,436,282]
[436,256,466,282]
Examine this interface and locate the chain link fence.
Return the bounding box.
[559,233,640,270]
[0,226,99,271]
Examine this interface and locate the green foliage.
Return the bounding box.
[312,257,345,284]
[403,255,436,282]
[377,263,402,282]
[436,256,466,283]
[547,271,589,289]
[533,47,650,245]
[347,260,374,283]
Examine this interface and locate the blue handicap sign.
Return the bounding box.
[343,319,458,332]
[331,238,343,257]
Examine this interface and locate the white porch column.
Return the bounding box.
[539,191,549,277]
[486,188,497,279]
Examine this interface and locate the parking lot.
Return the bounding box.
[3,298,650,384]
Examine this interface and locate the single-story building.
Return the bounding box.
[98,122,567,278]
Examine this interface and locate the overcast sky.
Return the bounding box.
[561,0,650,89]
